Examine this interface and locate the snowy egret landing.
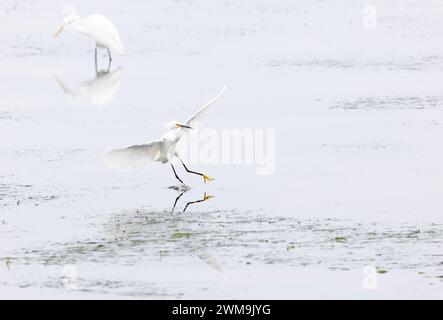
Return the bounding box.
[54,6,125,66]
[103,86,226,186]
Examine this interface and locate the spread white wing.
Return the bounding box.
[185,85,226,131]
[103,141,163,170]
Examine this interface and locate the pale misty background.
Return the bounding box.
[0,0,442,299]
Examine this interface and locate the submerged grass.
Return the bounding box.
[171,232,193,239]
[334,236,347,243]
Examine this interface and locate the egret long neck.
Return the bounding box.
[71,15,88,35]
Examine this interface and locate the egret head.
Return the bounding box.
[54,5,81,38]
[62,5,77,17]
[164,121,193,131]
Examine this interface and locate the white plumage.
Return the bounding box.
[55,6,125,58]
[103,86,226,185]
[82,14,125,55]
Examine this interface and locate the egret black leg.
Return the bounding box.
[172,190,186,213]
[171,164,184,184]
[183,193,213,213]
[94,47,98,73]
[106,57,111,73]
[178,157,214,183]
[178,158,203,177]
[107,48,112,62]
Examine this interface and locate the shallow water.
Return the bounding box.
[1,0,443,299]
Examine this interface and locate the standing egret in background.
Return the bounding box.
[54,5,125,67]
[103,86,226,185]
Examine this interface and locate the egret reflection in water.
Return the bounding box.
[171,190,214,213]
[55,66,124,107]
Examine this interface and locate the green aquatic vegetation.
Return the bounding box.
[171,232,193,239]
[92,244,104,251]
[145,218,159,224]
[159,250,168,257]
[2,257,12,270]
[334,236,347,243]
[367,232,377,239]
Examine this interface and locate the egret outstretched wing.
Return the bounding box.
[103,141,163,170]
[185,85,226,130]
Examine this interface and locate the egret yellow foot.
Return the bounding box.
[203,174,214,183]
[203,193,214,201]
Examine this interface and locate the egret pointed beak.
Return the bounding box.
[177,124,193,129]
[54,25,64,38]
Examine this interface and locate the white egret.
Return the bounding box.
[54,5,125,64]
[103,86,226,185]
